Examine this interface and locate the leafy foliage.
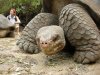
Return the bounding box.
[0,0,42,26]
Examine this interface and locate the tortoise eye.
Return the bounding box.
[52,34,59,42]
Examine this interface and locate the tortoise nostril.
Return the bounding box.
[45,42,47,44]
[40,41,49,48]
[41,41,48,45]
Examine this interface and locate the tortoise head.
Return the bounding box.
[36,33,66,55]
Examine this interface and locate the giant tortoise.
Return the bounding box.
[0,14,15,37]
[17,0,100,64]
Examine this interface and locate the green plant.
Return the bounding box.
[0,0,42,26]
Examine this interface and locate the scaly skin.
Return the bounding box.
[16,13,58,53]
[59,4,100,64]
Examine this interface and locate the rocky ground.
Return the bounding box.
[0,35,100,75]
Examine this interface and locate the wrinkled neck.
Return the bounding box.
[51,0,73,15]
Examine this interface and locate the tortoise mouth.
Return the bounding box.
[41,41,65,55]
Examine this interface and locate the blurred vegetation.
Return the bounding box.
[0,0,42,26]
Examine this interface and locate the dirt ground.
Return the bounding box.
[0,35,100,75]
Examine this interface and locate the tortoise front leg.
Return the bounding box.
[17,13,58,54]
[59,4,100,64]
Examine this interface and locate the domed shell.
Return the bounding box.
[0,14,14,29]
[76,0,100,16]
